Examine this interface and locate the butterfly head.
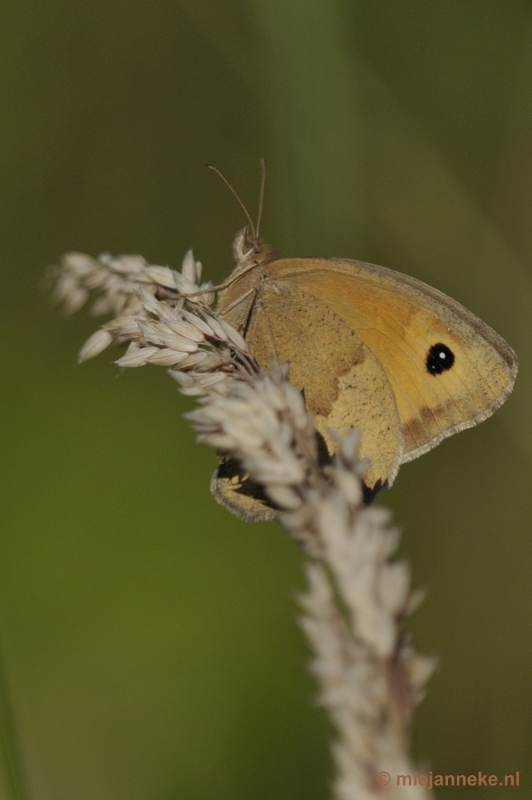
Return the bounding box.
[232,226,276,276]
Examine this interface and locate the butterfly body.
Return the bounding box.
[214,230,518,519]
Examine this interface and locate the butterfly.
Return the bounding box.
[208,169,517,520]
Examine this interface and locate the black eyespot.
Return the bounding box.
[426,343,455,375]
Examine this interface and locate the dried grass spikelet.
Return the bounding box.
[188,370,436,798]
[48,244,436,800]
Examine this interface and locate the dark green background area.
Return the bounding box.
[1,2,531,798]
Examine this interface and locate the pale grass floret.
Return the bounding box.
[49,244,436,800]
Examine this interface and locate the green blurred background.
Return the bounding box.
[1,1,531,798]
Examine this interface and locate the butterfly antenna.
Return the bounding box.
[207,164,255,238]
[255,157,266,238]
